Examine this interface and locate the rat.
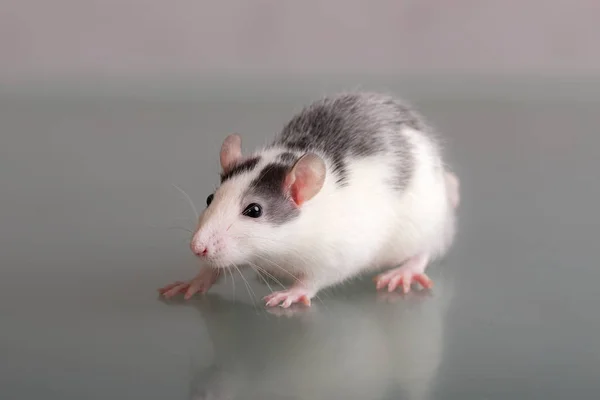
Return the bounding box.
[159,92,460,308]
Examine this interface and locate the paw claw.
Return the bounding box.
[159,269,219,300]
[414,274,433,289]
[300,295,311,306]
[375,255,432,295]
[161,283,189,298]
[158,281,184,293]
[264,287,313,308]
[387,275,403,292]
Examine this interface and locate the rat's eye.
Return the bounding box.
[242,203,262,218]
[206,194,214,206]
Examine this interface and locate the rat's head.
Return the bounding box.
[190,134,326,269]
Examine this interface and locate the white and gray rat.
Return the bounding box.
[159,92,460,308]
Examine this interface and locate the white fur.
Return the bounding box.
[191,127,457,298]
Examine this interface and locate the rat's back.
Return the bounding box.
[272,92,436,190]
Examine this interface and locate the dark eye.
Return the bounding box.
[206,194,214,206]
[242,203,262,218]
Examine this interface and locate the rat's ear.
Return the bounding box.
[220,134,243,172]
[284,153,326,206]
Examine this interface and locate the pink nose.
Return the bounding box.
[191,242,209,257]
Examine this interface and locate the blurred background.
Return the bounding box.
[2,0,600,86]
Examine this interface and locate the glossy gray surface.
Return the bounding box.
[1,81,600,399]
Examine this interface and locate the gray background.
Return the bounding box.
[2,0,600,81]
[2,2,600,399]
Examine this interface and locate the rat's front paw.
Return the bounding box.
[263,287,313,308]
[158,268,220,300]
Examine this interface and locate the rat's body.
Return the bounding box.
[160,92,459,307]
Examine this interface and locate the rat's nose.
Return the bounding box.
[196,248,208,257]
[190,241,209,257]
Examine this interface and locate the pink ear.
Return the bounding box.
[284,153,326,206]
[220,134,242,171]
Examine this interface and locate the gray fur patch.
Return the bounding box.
[220,156,261,183]
[247,162,300,225]
[277,152,299,164]
[272,92,423,189]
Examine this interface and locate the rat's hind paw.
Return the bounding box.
[374,254,432,294]
[263,287,312,308]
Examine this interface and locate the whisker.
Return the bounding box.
[231,234,328,305]
[249,261,286,290]
[222,266,228,285]
[227,265,236,301]
[146,224,194,234]
[253,254,323,304]
[172,183,199,220]
[167,226,194,234]
[253,253,325,306]
[233,265,257,307]
[234,235,332,264]
[247,262,275,295]
[252,253,301,284]
[246,237,324,271]
[251,261,289,293]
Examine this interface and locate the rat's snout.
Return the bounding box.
[190,238,210,257]
[190,230,223,259]
[190,241,208,257]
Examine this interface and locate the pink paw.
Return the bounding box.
[374,267,433,294]
[263,287,312,308]
[158,269,220,300]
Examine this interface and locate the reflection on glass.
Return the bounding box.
[187,274,453,400]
